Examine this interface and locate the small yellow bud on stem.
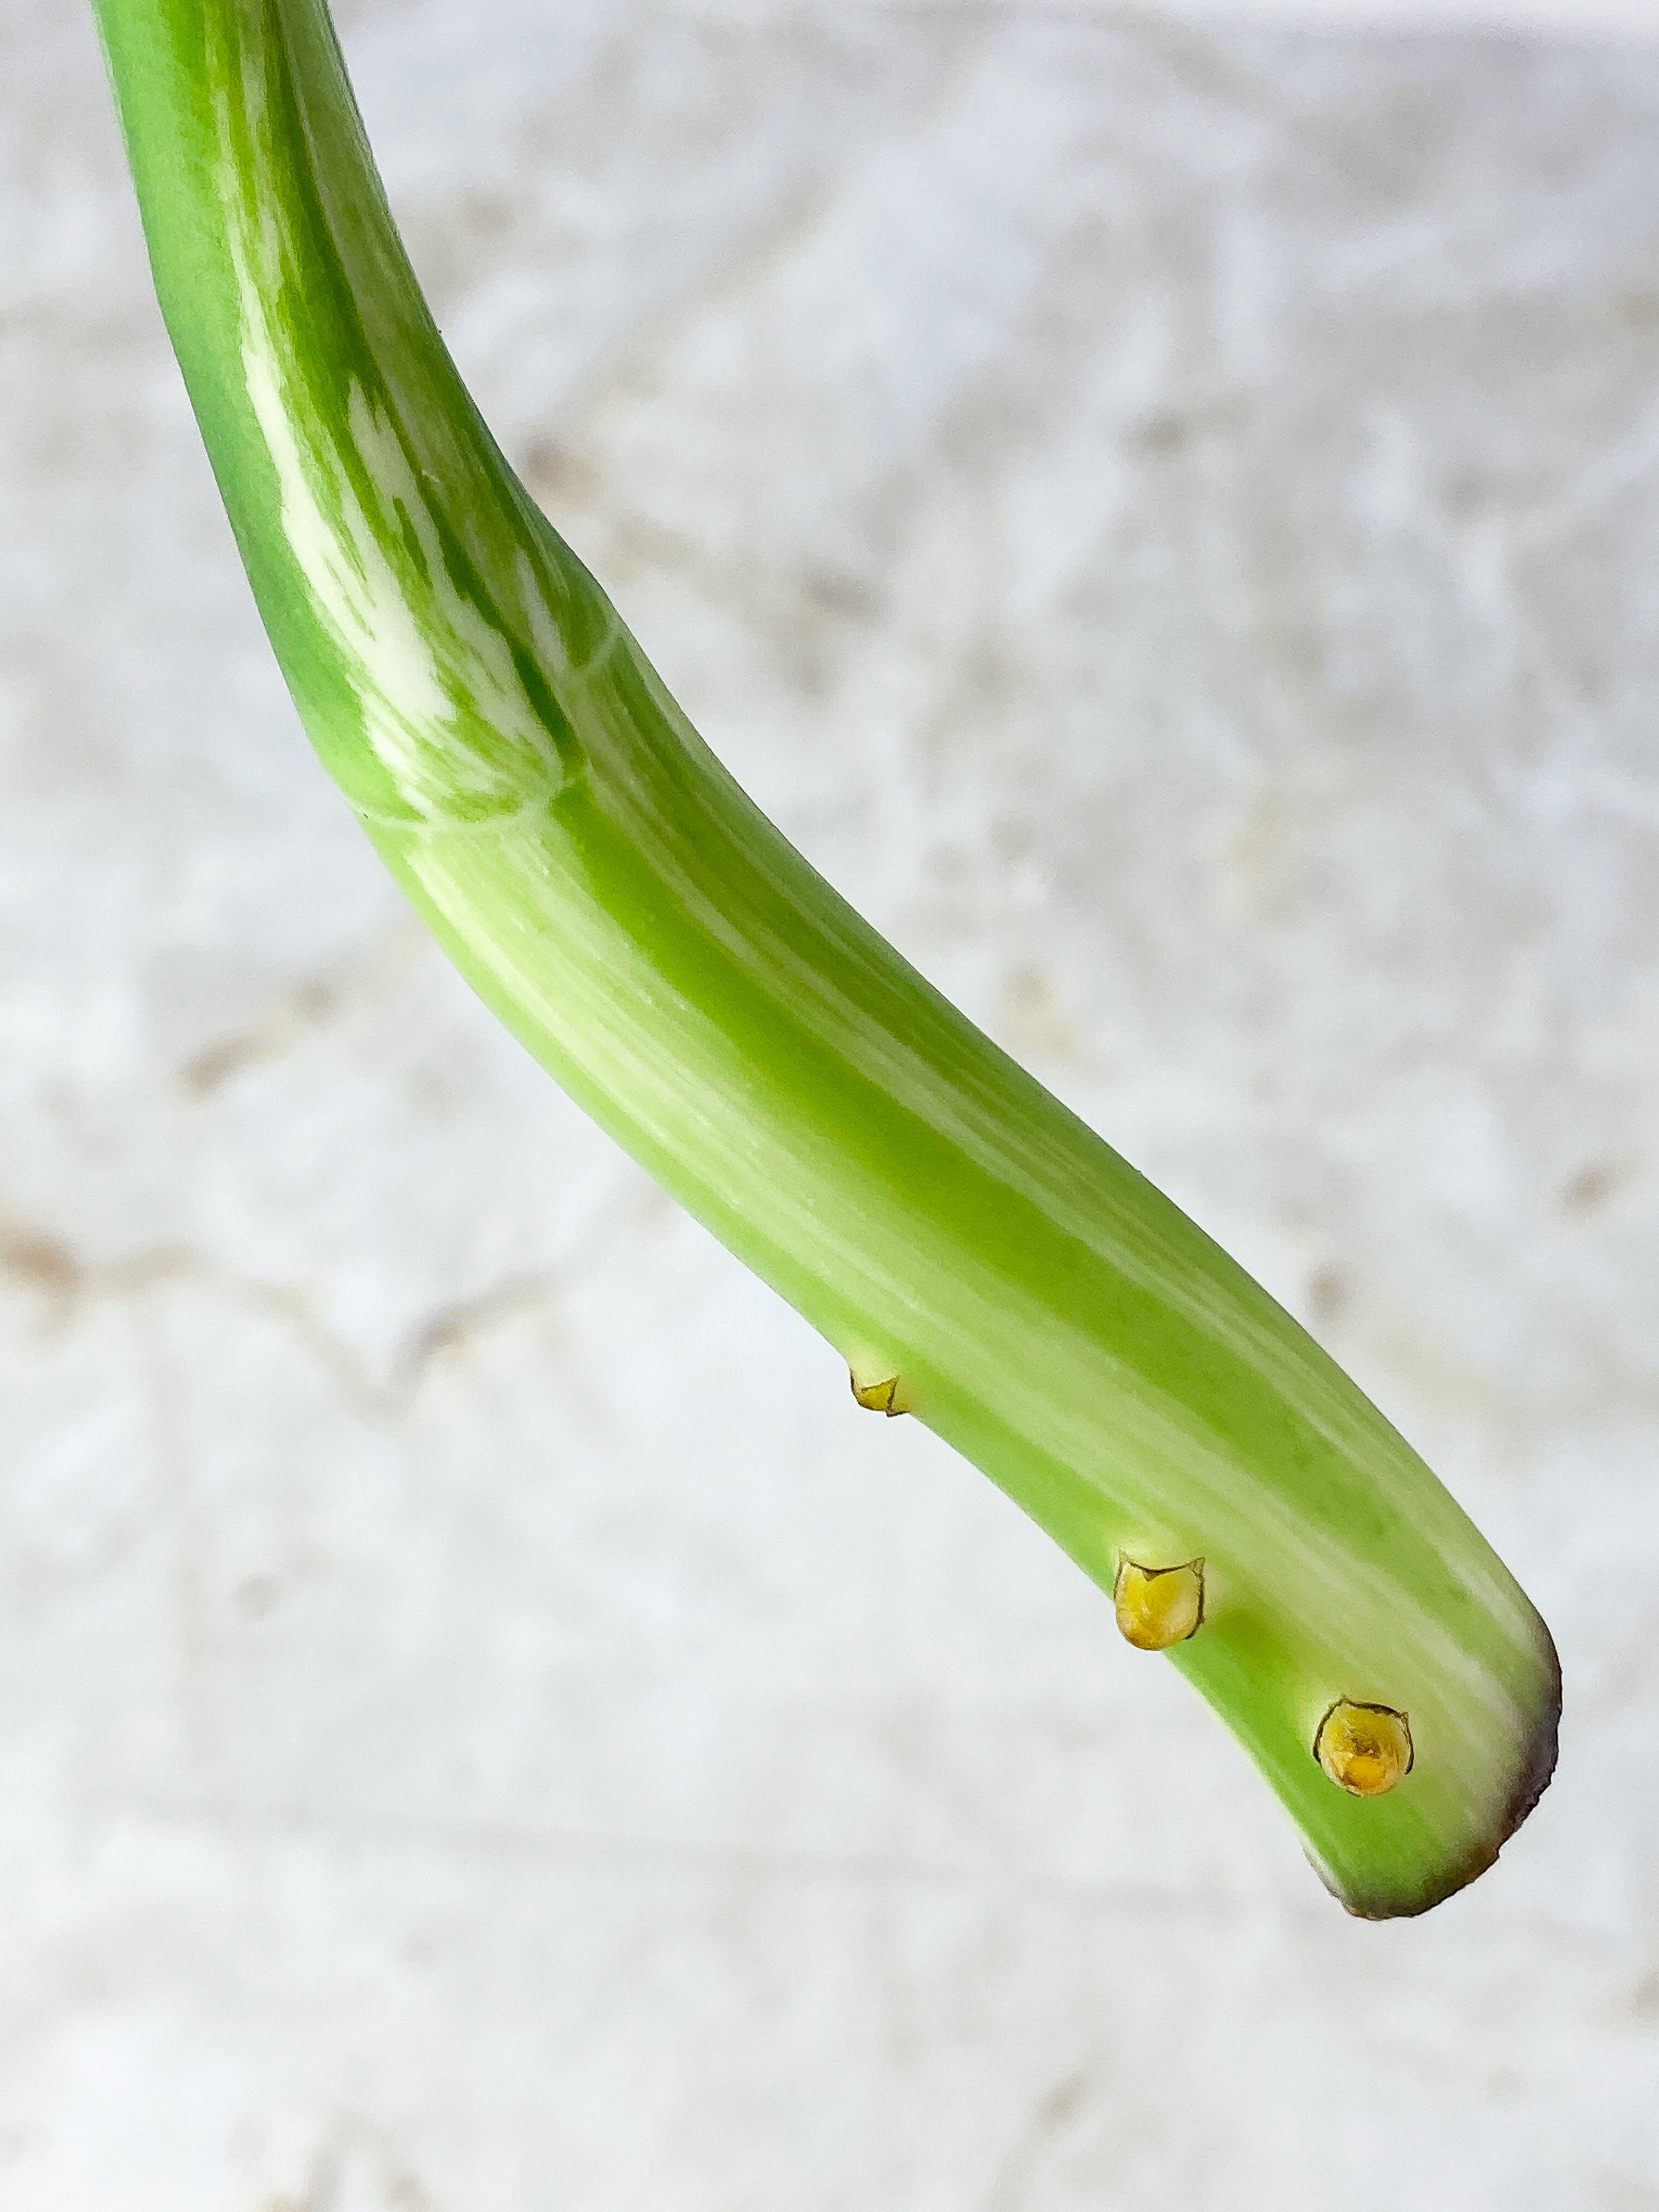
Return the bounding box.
[1314,1699,1414,1797]
[1114,1556,1205,1650]
[850,1369,911,1417]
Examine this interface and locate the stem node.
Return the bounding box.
[1114,1556,1205,1650]
[850,1369,912,1418]
[1315,1699,1414,1798]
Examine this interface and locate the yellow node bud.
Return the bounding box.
[849,1368,911,1417]
[1114,1556,1205,1650]
[1315,1699,1414,1797]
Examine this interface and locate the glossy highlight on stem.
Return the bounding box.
[92,0,1560,1917]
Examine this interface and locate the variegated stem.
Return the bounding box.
[93,0,1559,1916]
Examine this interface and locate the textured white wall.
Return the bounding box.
[3,1,1657,2207]
[1178,0,1659,30]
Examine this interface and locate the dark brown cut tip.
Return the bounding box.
[1499,1620,1562,1848]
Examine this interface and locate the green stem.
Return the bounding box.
[93,0,1558,1915]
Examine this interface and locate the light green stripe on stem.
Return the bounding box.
[94,0,1558,1916]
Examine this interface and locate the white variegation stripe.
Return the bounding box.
[215,30,583,825]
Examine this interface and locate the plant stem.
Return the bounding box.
[93,0,1558,1916]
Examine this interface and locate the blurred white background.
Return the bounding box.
[3,0,1658,2204]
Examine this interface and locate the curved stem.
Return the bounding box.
[93,0,1558,1915]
